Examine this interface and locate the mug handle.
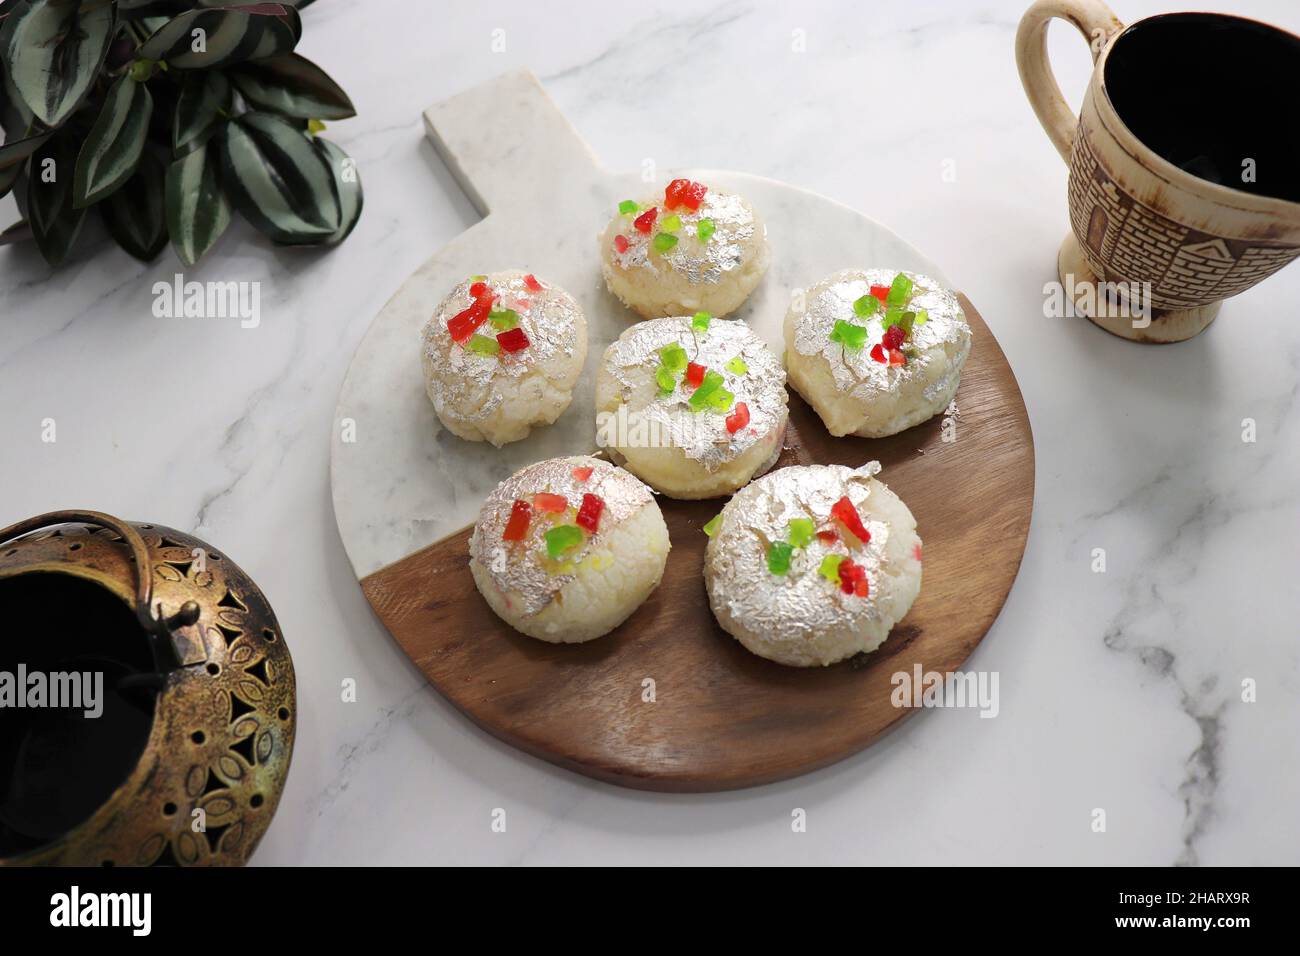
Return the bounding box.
[1016,0,1126,163]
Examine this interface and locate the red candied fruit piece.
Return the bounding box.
[869,284,891,304]
[882,324,906,350]
[831,496,871,544]
[448,297,491,343]
[869,343,887,364]
[685,362,707,388]
[913,542,923,562]
[496,327,530,353]
[572,465,594,482]
[888,348,907,367]
[613,234,630,254]
[664,178,708,211]
[576,493,605,533]
[524,274,543,292]
[633,207,658,234]
[502,499,531,541]
[533,492,567,514]
[816,529,839,544]
[469,281,489,299]
[838,559,870,597]
[725,401,750,434]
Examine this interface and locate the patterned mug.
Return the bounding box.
[1016,0,1300,342]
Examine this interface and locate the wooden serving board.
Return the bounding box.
[332,71,1035,791]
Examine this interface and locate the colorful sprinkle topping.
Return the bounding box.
[664,178,707,212]
[572,466,594,482]
[576,493,605,534]
[787,517,815,549]
[696,218,715,242]
[533,492,567,514]
[886,272,914,306]
[652,232,678,252]
[692,311,712,332]
[853,294,879,317]
[618,199,639,215]
[661,214,682,233]
[830,319,868,351]
[659,342,688,373]
[725,356,748,375]
[831,496,871,544]
[496,327,530,353]
[633,207,657,234]
[725,401,749,434]
[502,499,531,542]
[685,361,707,389]
[544,524,584,560]
[524,274,543,292]
[613,234,630,254]
[766,540,794,576]
[702,513,722,537]
[467,333,500,356]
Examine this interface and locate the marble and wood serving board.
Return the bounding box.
[330,70,1035,791]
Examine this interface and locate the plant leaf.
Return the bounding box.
[0,155,22,199]
[173,71,230,154]
[0,217,34,245]
[306,135,361,245]
[138,4,301,70]
[101,149,167,260]
[217,110,338,243]
[165,138,230,265]
[0,126,53,170]
[117,0,199,15]
[230,53,355,120]
[28,133,87,266]
[73,73,153,207]
[1,0,115,127]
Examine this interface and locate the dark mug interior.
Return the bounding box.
[1105,12,1300,203]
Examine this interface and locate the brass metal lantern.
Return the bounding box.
[0,511,295,866]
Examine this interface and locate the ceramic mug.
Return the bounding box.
[1016,0,1300,342]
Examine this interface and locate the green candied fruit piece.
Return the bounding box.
[692,311,712,333]
[886,272,914,306]
[853,294,879,317]
[725,357,748,375]
[787,518,815,549]
[696,218,716,242]
[659,342,688,373]
[489,308,519,330]
[913,309,929,325]
[702,513,722,537]
[818,553,845,584]
[655,364,677,395]
[618,199,639,215]
[544,524,584,560]
[688,369,726,410]
[467,333,500,356]
[470,274,487,281]
[830,319,868,351]
[705,386,734,412]
[661,214,683,233]
[652,232,679,253]
[767,541,794,576]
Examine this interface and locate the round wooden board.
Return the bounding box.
[333,72,1034,792]
[358,295,1032,792]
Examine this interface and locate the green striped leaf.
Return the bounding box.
[173,71,230,154]
[1,0,115,128]
[0,217,34,245]
[138,4,302,70]
[28,134,87,266]
[101,149,168,261]
[73,73,153,208]
[0,127,53,171]
[0,155,23,199]
[218,110,338,244]
[307,135,362,245]
[166,139,230,266]
[231,53,355,120]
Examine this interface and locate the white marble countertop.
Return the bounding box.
[3,0,1298,866]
